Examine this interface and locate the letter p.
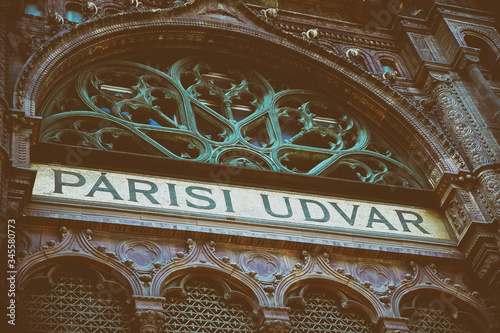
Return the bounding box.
[54,170,86,194]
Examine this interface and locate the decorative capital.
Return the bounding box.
[9,109,42,134]
[456,48,481,73]
[134,310,166,333]
[6,166,37,218]
[422,72,452,93]
[375,317,410,333]
[133,296,167,333]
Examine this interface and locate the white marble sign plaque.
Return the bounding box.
[31,164,452,241]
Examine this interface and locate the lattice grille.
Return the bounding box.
[163,277,254,333]
[408,303,476,333]
[19,269,132,333]
[289,288,373,333]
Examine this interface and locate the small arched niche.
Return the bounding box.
[65,2,83,23]
[24,0,44,16]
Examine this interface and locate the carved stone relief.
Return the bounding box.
[240,251,281,281]
[116,240,164,272]
[354,263,392,293]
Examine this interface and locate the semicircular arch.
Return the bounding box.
[276,275,386,319]
[393,285,499,331]
[14,0,463,186]
[151,263,269,307]
[16,252,142,296]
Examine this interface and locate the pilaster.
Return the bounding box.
[423,71,500,299]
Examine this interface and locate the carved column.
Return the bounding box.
[458,51,500,123]
[424,72,500,296]
[257,307,292,333]
[133,296,166,333]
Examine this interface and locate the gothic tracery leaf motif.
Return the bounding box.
[39,57,424,188]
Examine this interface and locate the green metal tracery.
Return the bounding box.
[39,57,424,188]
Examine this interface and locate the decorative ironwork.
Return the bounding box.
[407,301,476,333]
[288,288,373,333]
[162,277,254,332]
[39,57,424,188]
[19,267,132,333]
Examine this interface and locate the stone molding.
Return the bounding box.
[14,227,500,329]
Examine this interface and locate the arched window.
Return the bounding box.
[37,56,425,188]
[162,276,255,332]
[287,285,374,333]
[401,294,482,333]
[66,3,83,22]
[25,0,44,16]
[464,35,497,70]
[19,264,133,332]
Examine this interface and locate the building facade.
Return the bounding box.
[1,0,500,332]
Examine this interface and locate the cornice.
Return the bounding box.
[19,213,466,264]
[433,2,496,26]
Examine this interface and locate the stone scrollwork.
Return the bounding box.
[424,72,495,170]
[38,57,424,188]
[302,28,319,39]
[478,170,500,217]
[445,197,471,238]
[16,231,36,261]
[124,0,142,9]
[261,8,278,21]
